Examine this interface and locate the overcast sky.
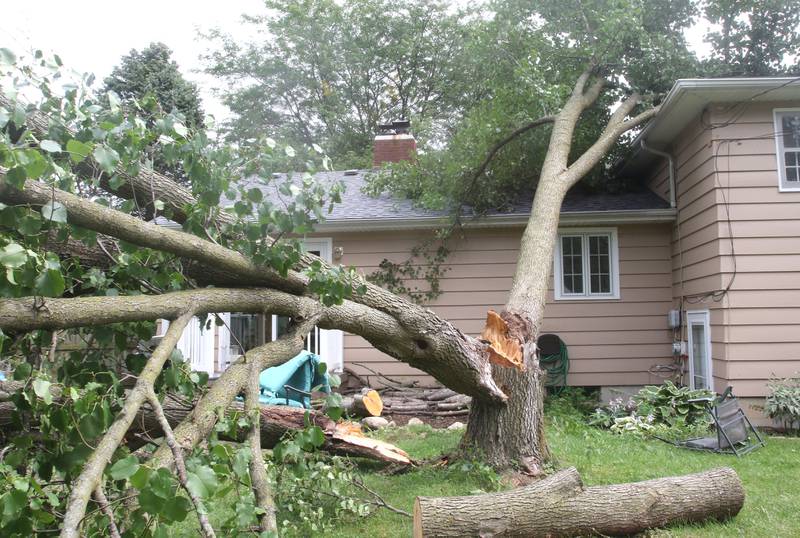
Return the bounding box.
[1,1,712,122]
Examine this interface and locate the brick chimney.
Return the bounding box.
[372,119,416,167]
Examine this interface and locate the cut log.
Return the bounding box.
[413,467,744,537]
[342,388,383,417]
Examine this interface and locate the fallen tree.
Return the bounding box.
[0,34,747,535]
[413,467,745,537]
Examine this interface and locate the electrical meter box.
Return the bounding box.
[667,309,681,329]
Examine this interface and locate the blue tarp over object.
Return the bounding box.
[258,351,330,408]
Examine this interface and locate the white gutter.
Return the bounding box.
[312,208,677,232]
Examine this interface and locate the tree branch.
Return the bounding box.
[146,387,217,538]
[465,116,555,192]
[91,486,121,538]
[246,352,277,534]
[149,315,320,468]
[61,310,194,538]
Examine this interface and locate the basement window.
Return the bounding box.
[554,228,620,300]
[774,109,800,192]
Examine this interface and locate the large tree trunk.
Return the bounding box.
[413,467,745,537]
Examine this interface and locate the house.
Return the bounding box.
[169,77,800,424]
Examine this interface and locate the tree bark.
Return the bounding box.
[461,69,660,469]
[413,467,745,537]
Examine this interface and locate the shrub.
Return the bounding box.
[634,381,713,428]
[765,375,800,434]
[589,382,714,438]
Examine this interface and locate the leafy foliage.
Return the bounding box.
[764,375,800,433]
[589,382,714,439]
[701,0,800,76]
[0,48,363,536]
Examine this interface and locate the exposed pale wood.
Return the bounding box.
[342,388,384,417]
[413,467,745,537]
[480,310,524,370]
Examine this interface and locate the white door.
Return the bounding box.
[271,239,343,372]
[686,310,713,391]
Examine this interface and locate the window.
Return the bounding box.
[774,109,800,191]
[553,228,620,300]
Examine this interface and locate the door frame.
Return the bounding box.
[686,309,713,391]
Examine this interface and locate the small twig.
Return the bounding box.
[92,486,122,538]
[146,387,217,538]
[351,475,412,517]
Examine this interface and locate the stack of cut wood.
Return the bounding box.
[379,387,471,417]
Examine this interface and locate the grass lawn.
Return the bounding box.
[329,419,800,537]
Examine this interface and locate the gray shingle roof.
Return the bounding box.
[225,170,670,224]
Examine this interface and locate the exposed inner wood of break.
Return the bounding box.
[480,310,525,371]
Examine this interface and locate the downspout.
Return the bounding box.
[640,140,676,208]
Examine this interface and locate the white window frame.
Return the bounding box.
[270,238,344,372]
[686,310,713,391]
[553,227,620,300]
[773,108,800,192]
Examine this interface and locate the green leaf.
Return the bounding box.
[0,243,28,269]
[173,123,188,137]
[5,166,27,188]
[40,140,62,153]
[41,201,67,223]
[186,465,218,499]
[109,455,140,480]
[13,362,32,380]
[161,496,191,522]
[308,425,325,448]
[93,145,120,173]
[284,145,296,158]
[35,269,65,297]
[66,139,92,164]
[32,378,53,405]
[130,465,152,490]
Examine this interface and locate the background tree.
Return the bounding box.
[103,42,205,129]
[701,0,800,76]
[205,0,476,168]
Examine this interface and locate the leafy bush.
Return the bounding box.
[634,381,713,428]
[589,382,714,438]
[765,375,800,433]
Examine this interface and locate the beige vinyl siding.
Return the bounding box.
[330,224,673,387]
[648,100,800,407]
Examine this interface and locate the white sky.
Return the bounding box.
[0,1,712,122]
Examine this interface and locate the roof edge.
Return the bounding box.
[312,208,677,232]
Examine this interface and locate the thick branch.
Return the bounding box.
[0,177,505,402]
[60,310,194,538]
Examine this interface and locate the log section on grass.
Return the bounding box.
[342,388,384,417]
[413,466,745,537]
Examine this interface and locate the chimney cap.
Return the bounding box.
[377,119,411,135]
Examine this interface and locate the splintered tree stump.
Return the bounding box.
[413,467,744,537]
[342,388,384,417]
[480,310,524,371]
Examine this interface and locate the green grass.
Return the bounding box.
[328,420,800,537]
[174,413,800,537]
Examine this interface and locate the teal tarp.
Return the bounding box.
[258,351,330,408]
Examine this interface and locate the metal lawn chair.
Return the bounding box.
[679,387,765,457]
[258,351,330,408]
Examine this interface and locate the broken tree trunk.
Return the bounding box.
[413,467,745,538]
[341,388,384,417]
